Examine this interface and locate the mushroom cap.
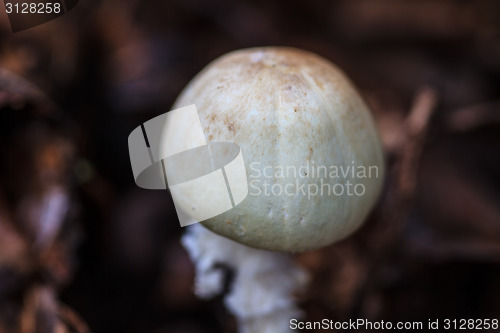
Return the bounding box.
[168,47,384,252]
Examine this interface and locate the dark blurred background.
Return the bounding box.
[0,0,500,332]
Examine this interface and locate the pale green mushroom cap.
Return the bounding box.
[167,47,385,253]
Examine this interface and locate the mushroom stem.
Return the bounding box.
[182,224,309,333]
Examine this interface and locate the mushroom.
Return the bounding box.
[168,47,385,332]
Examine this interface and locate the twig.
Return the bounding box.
[445,101,500,132]
[397,87,437,200]
[59,305,92,333]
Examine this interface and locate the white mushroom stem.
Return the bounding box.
[182,223,309,333]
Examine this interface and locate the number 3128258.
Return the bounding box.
[5,2,62,14]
